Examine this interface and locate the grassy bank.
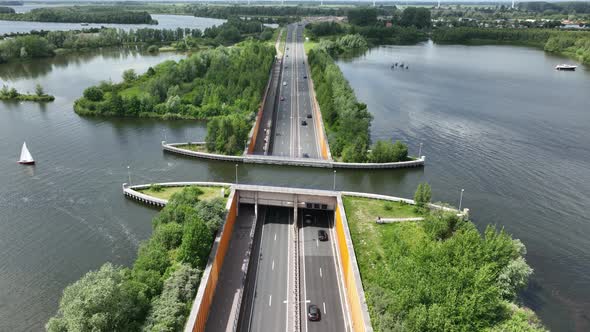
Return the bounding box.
[343,195,545,331]
[138,184,229,201]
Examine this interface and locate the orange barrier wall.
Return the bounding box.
[335,202,367,332]
[307,66,331,161]
[192,193,238,331]
[247,59,276,155]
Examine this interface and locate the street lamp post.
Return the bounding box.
[127,165,131,185]
[459,188,465,211]
[333,170,337,191]
[235,164,239,185]
[418,142,423,157]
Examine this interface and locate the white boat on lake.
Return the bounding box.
[18,142,35,165]
[555,64,577,71]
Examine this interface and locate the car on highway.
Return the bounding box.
[308,304,321,321]
[303,153,309,158]
[303,75,307,79]
[283,81,287,86]
[280,96,285,101]
[306,113,312,119]
[301,120,307,126]
[304,214,313,224]
[318,230,328,241]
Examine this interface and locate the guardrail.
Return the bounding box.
[163,142,425,170]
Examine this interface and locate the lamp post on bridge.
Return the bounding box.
[127,165,131,185]
[459,188,465,211]
[419,142,423,157]
[333,170,337,191]
[235,164,239,185]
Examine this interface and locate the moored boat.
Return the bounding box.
[555,64,577,71]
[18,142,35,165]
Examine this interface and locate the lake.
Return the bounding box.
[0,14,225,36]
[336,41,590,332]
[0,42,588,331]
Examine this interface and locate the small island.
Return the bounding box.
[0,84,55,102]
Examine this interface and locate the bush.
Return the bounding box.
[147,45,159,53]
[83,86,104,102]
[150,183,163,192]
[46,263,149,332]
[413,182,432,213]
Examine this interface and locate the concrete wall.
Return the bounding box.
[163,142,425,169]
[184,189,239,332]
[245,58,276,155]
[334,195,374,332]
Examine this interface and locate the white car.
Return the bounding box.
[283,81,287,86]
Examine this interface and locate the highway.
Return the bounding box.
[244,206,293,332]
[272,23,321,159]
[299,209,347,332]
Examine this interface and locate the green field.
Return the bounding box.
[139,185,228,201]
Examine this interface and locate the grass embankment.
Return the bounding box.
[342,195,546,332]
[139,185,228,202]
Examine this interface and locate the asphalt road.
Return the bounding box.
[299,209,347,332]
[272,23,320,159]
[246,206,293,332]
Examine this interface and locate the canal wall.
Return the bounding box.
[245,57,278,155]
[122,181,231,207]
[184,189,239,332]
[163,141,425,169]
[335,195,374,332]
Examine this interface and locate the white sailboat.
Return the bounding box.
[18,142,35,165]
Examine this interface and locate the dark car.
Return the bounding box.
[303,75,307,79]
[318,230,328,241]
[304,214,313,224]
[306,113,312,119]
[303,153,309,158]
[301,120,307,126]
[280,96,285,101]
[308,304,321,321]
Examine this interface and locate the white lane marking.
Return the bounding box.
[316,238,319,247]
[301,212,309,332]
[323,302,326,315]
[272,260,275,271]
[320,267,322,278]
[269,295,272,307]
[275,233,277,241]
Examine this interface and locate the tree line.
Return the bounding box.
[75,40,275,155]
[46,187,227,332]
[308,35,410,163]
[307,22,425,45]
[433,27,590,64]
[0,6,156,24]
[0,16,273,63]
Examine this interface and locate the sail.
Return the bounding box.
[20,142,34,162]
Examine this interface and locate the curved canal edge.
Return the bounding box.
[162,141,426,169]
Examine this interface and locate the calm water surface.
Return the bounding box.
[0,42,588,331]
[0,14,225,35]
[337,42,590,332]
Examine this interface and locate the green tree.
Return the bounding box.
[46,263,149,332]
[177,215,214,268]
[122,69,138,83]
[83,86,104,102]
[414,182,432,212]
[35,83,45,96]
